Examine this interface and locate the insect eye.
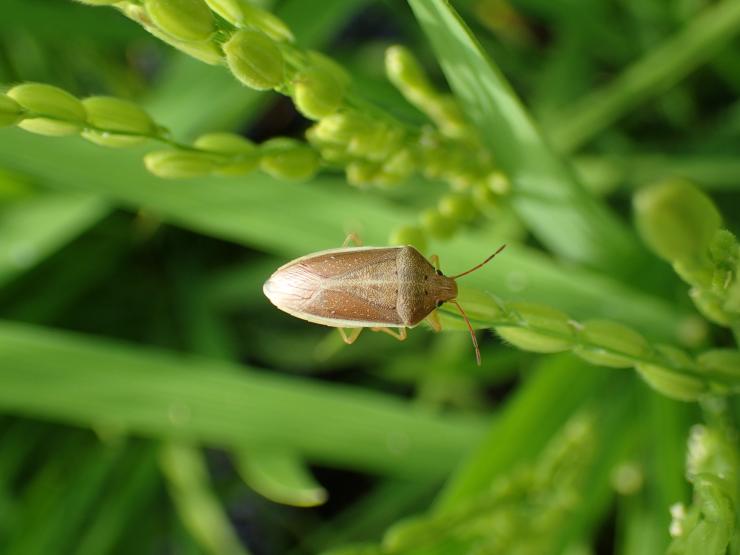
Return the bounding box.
[436,300,444,308]
[435,269,443,276]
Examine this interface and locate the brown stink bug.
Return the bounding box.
[263,236,505,365]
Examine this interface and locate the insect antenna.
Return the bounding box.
[449,244,507,280]
[450,299,481,366]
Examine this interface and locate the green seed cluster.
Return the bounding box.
[306,46,512,250]
[440,289,739,401]
[78,0,518,252]
[667,419,738,555]
[0,83,319,182]
[387,186,507,254]
[1,83,156,142]
[325,414,596,555]
[634,180,740,329]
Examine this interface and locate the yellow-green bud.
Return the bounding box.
[635,345,705,402]
[472,181,500,211]
[238,2,293,43]
[119,3,223,64]
[0,94,23,127]
[708,230,738,295]
[144,0,215,42]
[306,50,351,87]
[144,149,220,178]
[194,132,258,175]
[224,30,284,91]
[484,171,511,195]
[194,132,253,153]
[81,96,154,147]
[574,320,649,368]
[348,123,403,162]
[383,148,416,179]
[435,96,471,139]
[317,146,350,164]
[420,208,457,240]
[496,302,575,353]
[389,225,426,253]
[385,45,433,98]
[346,161,381,187]
[203,0,242,24]
[311,112,366,145]
[697,349,740,381]
[693,476,733,525]
[689,288,730,326]
[205,0,293,42]
[634,180,721,262]
[7,83,86,136]
[294,66,344,120]
[259,138,318,181]
[438,194,477,222]
[709,229,738,267]
[170,38,224,64]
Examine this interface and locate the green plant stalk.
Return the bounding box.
[438,290,737,394]
[0,320,486,478]
[550,0,740,153]
[178,276,327,508]
[407,0,643,272]
[159,442,251,555]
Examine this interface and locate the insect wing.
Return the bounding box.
[264,247,404,327]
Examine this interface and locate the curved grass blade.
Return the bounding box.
[181,288,327,507]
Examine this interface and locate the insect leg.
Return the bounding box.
[426,310,442,332]
[371,327,407,341]
[338,327,363,344]
[429,254,440,271]
[342,233,363,247]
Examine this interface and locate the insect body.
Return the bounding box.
[263,242,505,365]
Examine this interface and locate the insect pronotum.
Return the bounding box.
[263,237,506,365]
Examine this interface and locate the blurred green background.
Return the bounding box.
[0,0,738,554]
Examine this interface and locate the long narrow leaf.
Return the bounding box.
[0,320,485,477]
